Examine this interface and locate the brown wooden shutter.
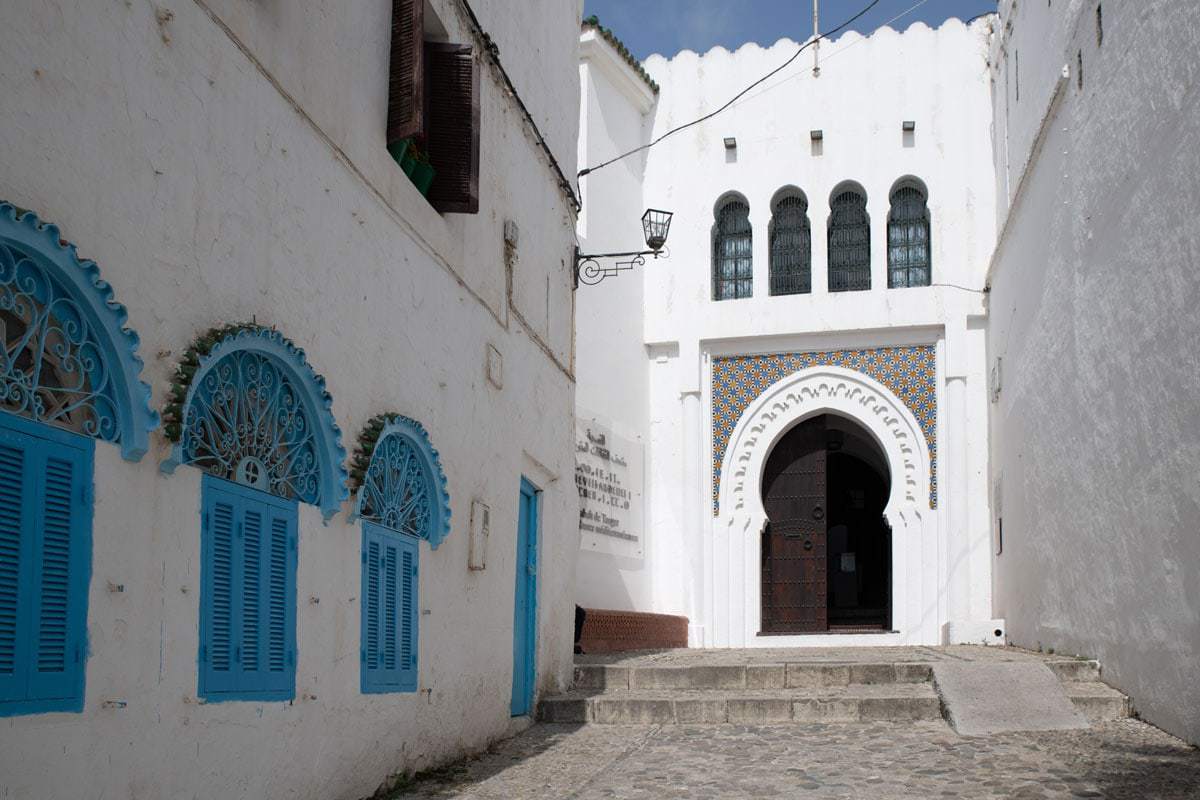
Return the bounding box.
[387,0,424,145]
[425,43,481,214]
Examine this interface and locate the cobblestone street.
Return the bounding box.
[393,718,1200,799]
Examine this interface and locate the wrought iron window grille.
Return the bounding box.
[0,202,158,460]
[769,194,812,296]
[828,190,871,292]
[713,199,753,301]
[887,184,931,289]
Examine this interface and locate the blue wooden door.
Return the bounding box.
[510,478,539,716]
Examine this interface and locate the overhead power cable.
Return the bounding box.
[577,0,881,179]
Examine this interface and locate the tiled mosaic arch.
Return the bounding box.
[712,345,937,514]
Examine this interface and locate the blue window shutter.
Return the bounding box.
[26,449,86,703]
[262,507,295,696]
[0,412,93,716]
[398,536,418,692]
[363,533,381,675]
[200,482,239,696]
[200,476,296,702]
[361,523,417,693]
[0,438,31,705]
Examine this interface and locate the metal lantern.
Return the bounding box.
[642,208,673,252]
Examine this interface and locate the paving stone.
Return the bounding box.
[849,663,897,684]
[630,665,746,690]
[593,697,673,724]
[787,663,851,688]
[392,719,1200,799]
[1046,660,1102,682]
[674,698,727,724]
[746,664,786,689]
[792,697,859,722]
[726,697,792,723]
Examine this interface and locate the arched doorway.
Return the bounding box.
[760,414,891,634]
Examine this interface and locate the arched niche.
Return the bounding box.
[710,365,938,647]
[160,325,348,520]
[0,202,158,459]
[348,414,451,549]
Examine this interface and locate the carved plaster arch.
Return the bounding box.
[708,365,937,648]
[719,365,930,530]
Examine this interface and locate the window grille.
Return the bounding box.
[0,203,157,461]
[713,200,753,300]
[828,190,871,292]
[769,194,811,296]
[887,185,931,288]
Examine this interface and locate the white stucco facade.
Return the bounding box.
[986,0,1200,744]
[576,20,1003,648]
[0,0,582,797]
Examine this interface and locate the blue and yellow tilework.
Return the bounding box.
[711,345,937,514]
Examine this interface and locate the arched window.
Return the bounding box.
[769,191,811,295]
[162,324,347,702]
[828,188,871,292]
[888,181,931,288]
[712,198,753,300]
[0,202,157,717]
[350,415,450,694]
[350,415,450,548]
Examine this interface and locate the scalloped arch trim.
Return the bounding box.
[349,414,451,550]
[0,202,158,460]
[160,325,348,521]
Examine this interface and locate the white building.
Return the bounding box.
[0,0,582,797]
[578,18,1001,649]
[577,7,1200,745]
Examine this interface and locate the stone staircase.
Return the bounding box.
[539,649,1129,726]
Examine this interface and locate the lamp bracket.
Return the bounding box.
[574,247,667,288]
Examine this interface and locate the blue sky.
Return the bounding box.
[583,0,997,60]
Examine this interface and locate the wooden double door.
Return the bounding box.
[761,413,895,633]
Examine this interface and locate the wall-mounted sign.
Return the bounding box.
[575,414,644,559]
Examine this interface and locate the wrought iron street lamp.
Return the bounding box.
[575,208,674,287]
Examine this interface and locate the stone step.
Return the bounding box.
[540,684,942,725]
[1045,659,1102,682]
[1065,681,1130,721]
[572,659,1100,692]
[572,662,932,691]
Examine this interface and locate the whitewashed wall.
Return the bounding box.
[0,0,582,797]
[574,30,657,611]
[987,0,1200,744]
[577,20,1003,646]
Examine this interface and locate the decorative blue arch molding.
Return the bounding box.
[0,202,158,460]
[161,325,348,520]
[349,415,451,549]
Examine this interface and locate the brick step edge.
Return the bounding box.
[540,692,942,725]
[572,660,1101,691]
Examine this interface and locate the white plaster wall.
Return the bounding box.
[0,0,581,797]
[585,20,1002,643]
[987,0,1200,744]
[574,32,656,612]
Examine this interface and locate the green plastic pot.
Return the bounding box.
[411,162,436,196]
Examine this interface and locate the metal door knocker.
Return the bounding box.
[812,506,824,521]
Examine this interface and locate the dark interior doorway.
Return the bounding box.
[760,414,891,634]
